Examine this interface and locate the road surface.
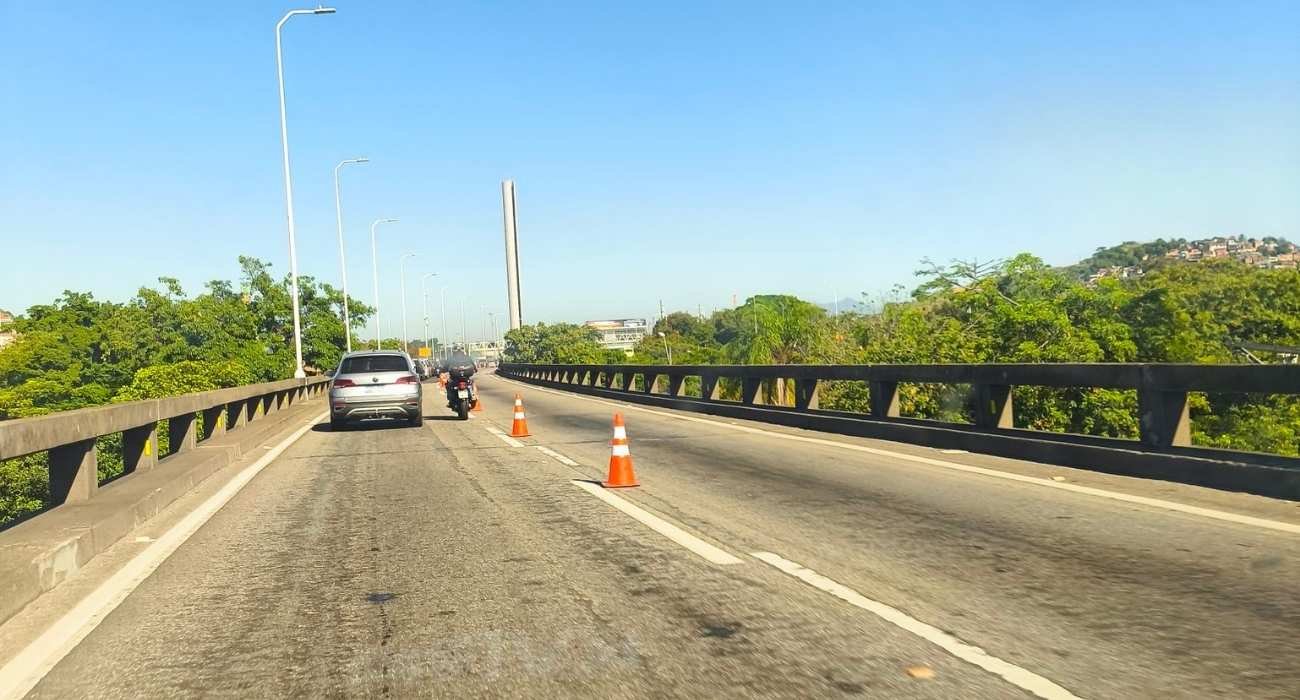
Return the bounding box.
[17,373,1300,698]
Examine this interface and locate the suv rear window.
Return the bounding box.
[339,355,410,374]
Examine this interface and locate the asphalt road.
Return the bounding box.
[24,373,1300,698]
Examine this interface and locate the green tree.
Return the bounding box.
[502,323,607,364]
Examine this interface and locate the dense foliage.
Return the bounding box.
[0,257,372,525]
[502,323,625,365]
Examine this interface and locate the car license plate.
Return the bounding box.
[457,389,469,398]
[364,386,384,395]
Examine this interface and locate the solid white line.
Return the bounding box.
[536,445,579,466]
[751,552,1082,700]
[483,425,524,448]
[497,376,1300,536]
[571,480,743,565]
[0,410,328,700]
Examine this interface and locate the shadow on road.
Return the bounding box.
[311,415,467,433]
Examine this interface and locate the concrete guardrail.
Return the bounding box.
[0,377,329,509]
[499,362,1300,499]
[0,376,329,625]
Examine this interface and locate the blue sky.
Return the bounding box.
[2,1,1297,339]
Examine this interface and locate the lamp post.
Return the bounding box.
[369,218,398,348]
[333,157,368,353]
[421,273,437,357]
[275,6,336,378]
[399,252,418,353]
[658,331,673,365]
[440,286,448,360]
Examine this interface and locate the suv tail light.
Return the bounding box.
[333,378,356,387]
[396,375,418,384]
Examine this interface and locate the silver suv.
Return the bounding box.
[328,351,423,430]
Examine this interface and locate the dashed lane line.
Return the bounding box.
[536,445,580,466]
[752,551,1084,700]
[571,480,743,565]
[483,424,525,448]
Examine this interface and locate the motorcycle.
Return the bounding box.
[448,376,477,420]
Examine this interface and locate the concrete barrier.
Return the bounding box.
[0,377,328,625]
[498,362,1300,500]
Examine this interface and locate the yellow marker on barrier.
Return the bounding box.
[143,440,152,456]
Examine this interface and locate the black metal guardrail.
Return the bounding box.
[0,377,329,510]
[499,362,1300,498]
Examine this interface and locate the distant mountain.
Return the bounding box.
[818,297,872,315]
[1064,235,1297,281]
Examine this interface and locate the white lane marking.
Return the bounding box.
[499,377,1300,536]
[751,552,1082,700]
[0,411,328,700]
[483,425,524,448]
[536,445,579,466]
[570,480,743,565]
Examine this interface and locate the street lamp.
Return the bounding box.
[658,331,673,365]
[369,218,398,348]
[275,6,336,378]
[421,273,438,357]
[400,252,418,353]
[333,157,368,353]
[440,286,448,360]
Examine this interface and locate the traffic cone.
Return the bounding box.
[472,392,484,412]
[510,394,531,437]
[602,413,639,488]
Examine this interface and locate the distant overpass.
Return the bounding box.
[1,364,1298,697]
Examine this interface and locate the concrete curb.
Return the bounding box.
[0,400,324,626]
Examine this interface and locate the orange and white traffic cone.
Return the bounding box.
[510,394,531,437]
[602,412,639,488]
[472,392,484,413]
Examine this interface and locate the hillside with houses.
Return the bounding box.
[1069,235,1297,283]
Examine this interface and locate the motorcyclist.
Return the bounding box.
[444,346,477,407]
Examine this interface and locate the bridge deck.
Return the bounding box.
[7,373,1300,698]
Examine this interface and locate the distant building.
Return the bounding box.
[0,309,15,350]
[584,319,649,353]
